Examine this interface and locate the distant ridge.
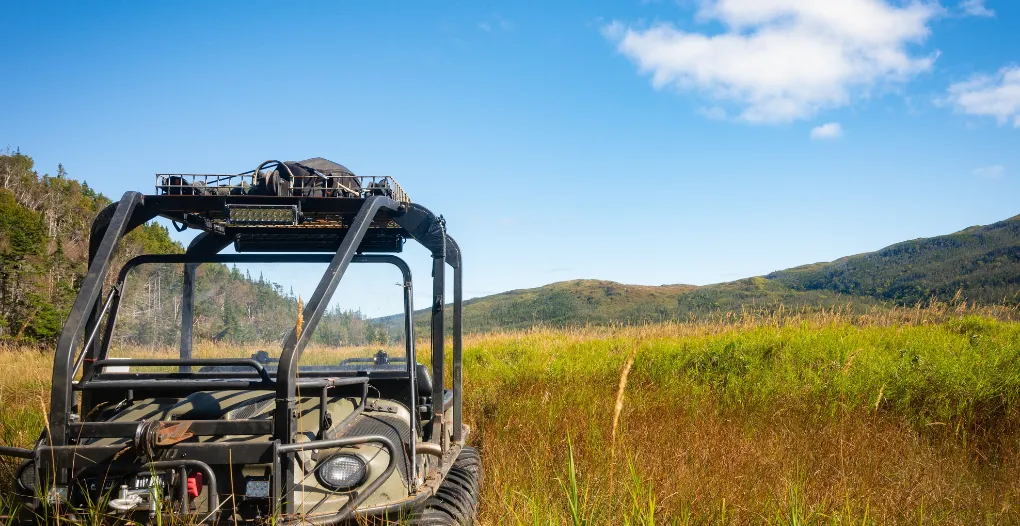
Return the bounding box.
[382,215,1020,333]
[766,215,1020,305]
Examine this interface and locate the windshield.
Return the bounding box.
[105,260,409,373]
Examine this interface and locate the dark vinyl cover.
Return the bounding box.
[297,157,355,176]
[261,157,362,196]
[296,157,361,194]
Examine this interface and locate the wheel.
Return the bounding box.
[408,507,458,526]
[451,446,483,482]
[407,446,483,525]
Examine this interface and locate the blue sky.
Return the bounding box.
[2,1,1019,316]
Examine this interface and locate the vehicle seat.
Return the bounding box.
[416,363,433,398]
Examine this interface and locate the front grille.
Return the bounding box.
[341,414,412,480]
[228,397,275,420]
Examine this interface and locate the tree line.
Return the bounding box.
[112,261,394,348]
[0,150,394,348]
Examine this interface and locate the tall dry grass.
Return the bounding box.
[0,301,1017,524]
[459,302,1020,524]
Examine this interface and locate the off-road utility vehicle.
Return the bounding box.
[0,158,480,524]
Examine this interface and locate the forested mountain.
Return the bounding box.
[383,216,1020,333]
[0,151,176,341]
[379,277,879,334]
[450,278,874,331]
[765,216,1020,305]
[0,151,390,347]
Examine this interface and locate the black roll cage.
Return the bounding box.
[25,191,465,521]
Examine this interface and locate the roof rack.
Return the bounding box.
[155,173,409,204]
[146,159,425,253]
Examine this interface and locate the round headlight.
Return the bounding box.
[16,461,36,493]
[316,454,367,490]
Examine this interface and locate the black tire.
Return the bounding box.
[407,446,482,526]
[454,447,482,477]
[408,508,458,526]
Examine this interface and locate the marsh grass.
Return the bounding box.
[462,303,1020,524]
[0,301,1018,524]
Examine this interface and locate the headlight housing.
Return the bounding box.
[15,461,36,495]
[316,454,368,490]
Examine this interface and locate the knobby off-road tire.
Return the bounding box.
[408,446,483,525]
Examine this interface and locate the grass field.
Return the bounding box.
[1,303,1019,524]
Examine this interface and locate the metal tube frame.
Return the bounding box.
[51,192,149,453]
[71,288,119,379]
[180,233,234,374]
[452,262,463,443]
[179,263,196,373]
[431,255,445,453]
[276,196,398,516]
[14,191,468,523]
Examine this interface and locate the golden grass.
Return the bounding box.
[0,301,1018,524]
[456,304,1020,524]
[472,379,1019,524]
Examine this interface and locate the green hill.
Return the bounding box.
[380,277,877,335]
[765,216,1020,305]
[383,216,1020,334]
[448,278,874,331]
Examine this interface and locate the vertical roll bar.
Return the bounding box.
[431,253,445,451]
[50,192,147,453]
[402,261,418,487]
[452,262,463,443]
[180,233,232,372]
[180,263,196,371]
[274,196,398,514]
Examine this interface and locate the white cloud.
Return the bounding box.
[698,106,729,120]
[973,165,1005,179]
[477,14,513,33]
[810,122,843,139]
[604,0,940,123]
[944,66,1020,127]
[960,0,995,17]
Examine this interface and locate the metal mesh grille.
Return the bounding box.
[342,414,412,480]
[227,397,275,420]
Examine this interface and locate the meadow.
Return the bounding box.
[1,302,1019,525]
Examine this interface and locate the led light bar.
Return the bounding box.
[225,204,298,226]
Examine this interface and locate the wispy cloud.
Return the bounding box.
[943,66,1020,127]
[973,165,1005,179]
[477,14,514,33]
[698,106,728,121]
[810,122,843,140]
[604,0,940,123]
[960,0,995,17]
